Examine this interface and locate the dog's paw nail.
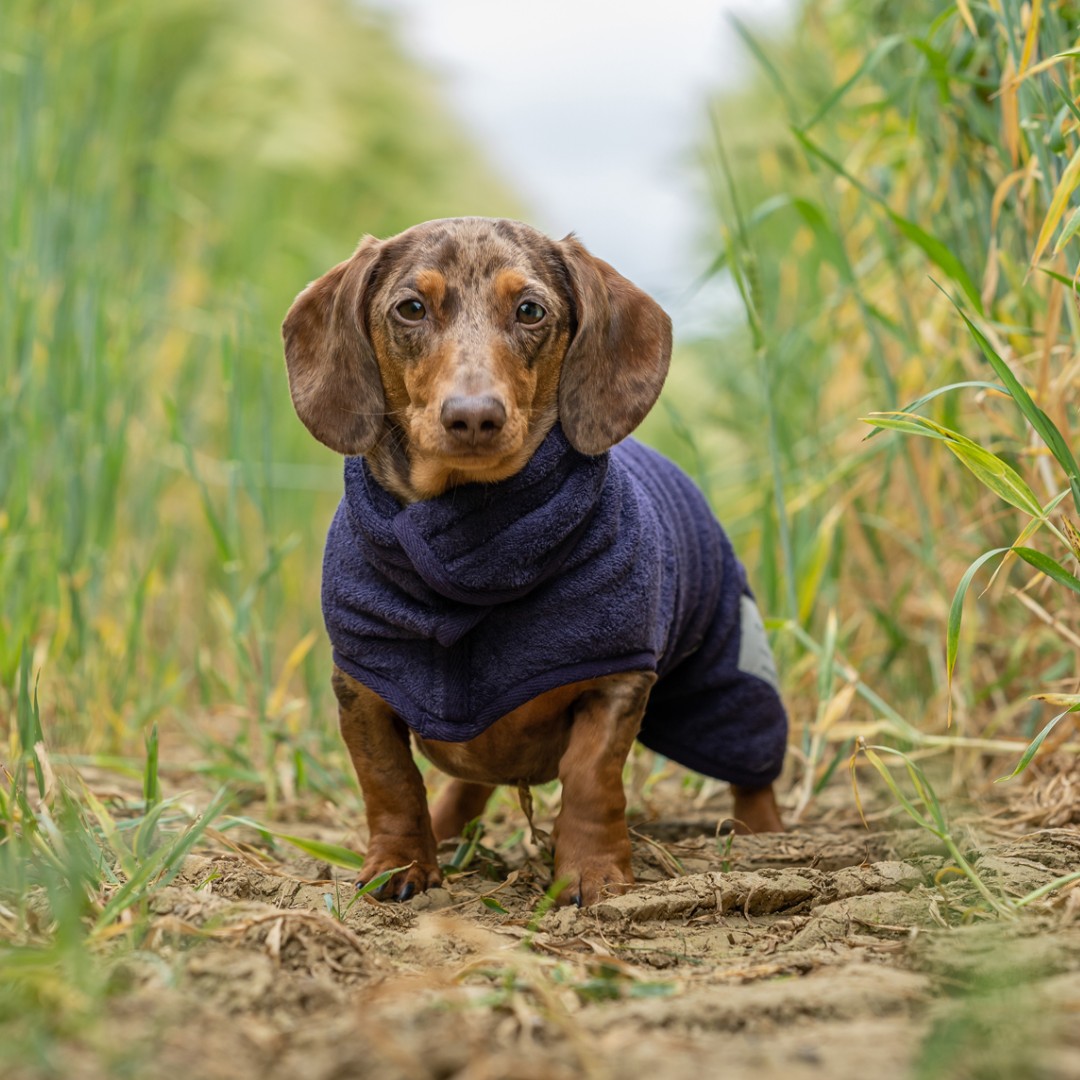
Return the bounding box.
[397,882,415,901]
[572,893,582,908]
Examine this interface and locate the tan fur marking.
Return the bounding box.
[414,268,447,314]
[494,268,528,309]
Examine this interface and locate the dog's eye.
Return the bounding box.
[516,301,546,326]
[395,299,426,323]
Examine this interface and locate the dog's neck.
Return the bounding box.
[364,423,418,504]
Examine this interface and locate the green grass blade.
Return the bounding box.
[867,412,1046,518]
[78,783,131,875]
[92,788,230,933]
[224,815,366,871]
[862,382,1006,440]
[448,820,485,872]
[1013,869,1080,909]
[1053,204,1080,252]
[904,757,947,832]
[1055,79,1080,127]
[813,609,839,747]
[132,797,181,863]
[814,738,854,796]
[92,843,174,932]
[16,648,46,796]
[1037,266,1080,291]
[799,35,905,132]
[1012,546,1080,595]
[944,291,1080,487]
[335,865,415,916]
[729,16,800,120]
[865,413,954,441]
[354,865,411,897]
[791,198,854,281]
[860,744,1013,915]
[146,787,233,892]
[143,724,160,808]
[996,702,1080,782]
[1032,141,1080,266]
[886,214,984,314]
[947,547,1010,716]
[162,397,234,564]
[943,440,1045,520]
[687,193,794,298]
[859,745,938,835]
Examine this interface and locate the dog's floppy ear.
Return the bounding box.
[282,236,385,456]
[557,236,672,455]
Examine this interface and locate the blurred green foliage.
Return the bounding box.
[688,0,1080,753]
[1,0,516,765]
[1,0,516,1062]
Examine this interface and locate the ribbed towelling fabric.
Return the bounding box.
[322,425,788,787]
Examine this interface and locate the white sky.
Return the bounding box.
[368,0,792,336]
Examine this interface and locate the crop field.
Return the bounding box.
[2,1,1079,1077]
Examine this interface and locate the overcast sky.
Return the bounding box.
[368,0,792,335]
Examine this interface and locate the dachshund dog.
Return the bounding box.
[283,217,787,906]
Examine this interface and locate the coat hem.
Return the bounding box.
[636,728,785,789]
[332,649,657,742]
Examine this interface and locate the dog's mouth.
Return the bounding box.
[401,398,540,496]
[408,435,536,497]
[426,429,522,464]
[429,444,526,473]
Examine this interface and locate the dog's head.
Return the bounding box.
[282,218,671,498]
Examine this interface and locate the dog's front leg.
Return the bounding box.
[332,667,440,900]
[552,671,657,907]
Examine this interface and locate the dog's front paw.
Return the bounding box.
[552,851,634,908]
[359,846,442,902]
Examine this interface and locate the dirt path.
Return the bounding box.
[23,792,1080,1080]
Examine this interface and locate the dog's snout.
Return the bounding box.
[440,396,507,446]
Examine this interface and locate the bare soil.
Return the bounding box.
[12,775,1080,1080]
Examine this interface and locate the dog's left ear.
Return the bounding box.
[556,236,672,455]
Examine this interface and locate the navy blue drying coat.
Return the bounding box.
[322,425,788,788]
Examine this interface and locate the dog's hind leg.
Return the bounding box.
[430,779,496,841]
[731,783,784,834]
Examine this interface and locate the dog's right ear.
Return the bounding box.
[282,236,385,456]
[556,236,672,455]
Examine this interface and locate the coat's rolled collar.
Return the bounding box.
[343,423,610,611]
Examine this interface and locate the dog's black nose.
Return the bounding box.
[440,396,506,445]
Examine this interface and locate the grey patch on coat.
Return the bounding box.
[737,594,780,693]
